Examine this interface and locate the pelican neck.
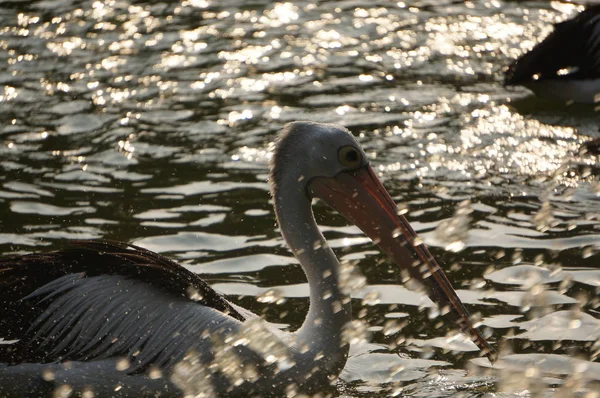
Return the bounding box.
[272,183,352,377]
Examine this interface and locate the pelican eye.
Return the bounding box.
[338,146,362,168]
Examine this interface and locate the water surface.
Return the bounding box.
[1,0,599,396]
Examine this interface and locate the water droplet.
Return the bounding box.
[533,201,557,232]
[53,384,73,398]
[434,199,472,253]
[428,306,440,320]
[559,275,573,294]
[42,369,55,381]
[342,319,370,346]
[172,350,217,397]
[256,288,286,305]
[148,367,163,380]
[383,319,405,336]
[115,358,130,371]
[339,261,366,295]
[81,388,94,398]
[569,319,582,329]
[512,249,523,265]
[362,291,380,306]
[186,286,204,302]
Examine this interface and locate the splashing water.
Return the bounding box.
[0,0,599,396]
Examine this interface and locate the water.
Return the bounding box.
[1,0,599,396]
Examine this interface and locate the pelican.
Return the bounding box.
[505,5,600,104]
[0,122,494,397]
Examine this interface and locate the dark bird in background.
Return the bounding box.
[505,5,600,104]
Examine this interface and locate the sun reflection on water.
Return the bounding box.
[0,0,599,396]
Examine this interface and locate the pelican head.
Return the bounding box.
[270,121,368,198]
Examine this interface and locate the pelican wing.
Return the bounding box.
[505,5,600,84]
[0,241,246,366]
[14,275,245,371]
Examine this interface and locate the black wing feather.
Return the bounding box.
[506,5,600,84]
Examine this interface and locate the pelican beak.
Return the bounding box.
[308,164,495,361]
